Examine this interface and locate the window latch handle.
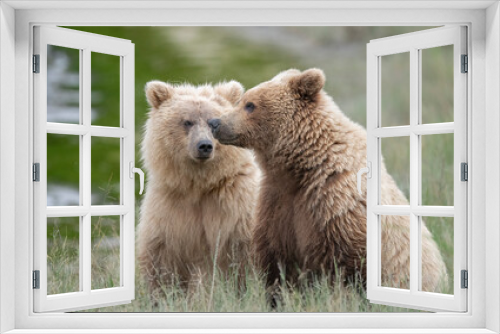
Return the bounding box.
[357,162,372,195]
[129,162,145,195]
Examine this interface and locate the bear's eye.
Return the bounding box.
[183,120,194,127]
[244,102,255,113]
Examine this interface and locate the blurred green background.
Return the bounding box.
[46,26,455,312]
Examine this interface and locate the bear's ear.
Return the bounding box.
[271,68,301,82]
[214,80,244,105]
[288,68,326,99]
[145,81,174,109]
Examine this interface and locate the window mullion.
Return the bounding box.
[372,126,411,137]
[413,123,454,135]
[46,123,129,138]
[82,48,92,293]
[90,126,129,138]
[78,48,84,292]
[373,205,454,217]
[409,47,420,294]
[373,123,454,138]
[417,47,423,293]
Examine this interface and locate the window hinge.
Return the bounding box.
[461,270,468,289]
[461,54,468,73]
[33,270,40,289]
[33,54,40,73]
[33,163,40,182]
[461,162,468,181]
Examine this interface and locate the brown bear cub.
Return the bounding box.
[138,80,260,296]
[209,69,447,300]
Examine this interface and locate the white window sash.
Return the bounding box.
[366,26,468,312]
[32,26,136,313]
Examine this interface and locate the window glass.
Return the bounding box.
[381,52,410,127]
[381,136,410,204]
[421,45,454,124]
[91,52,121,127]
[91,137,121,206]
[47,217,80,294]
[421,217,453,295]
[421,134,454,206]
[47,45,80,124]
[380,215,410,290]
[47,134,80,206]
[91,216,121,290]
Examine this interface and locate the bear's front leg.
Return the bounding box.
[253,224,282,308]
[262,249,282,309]
[231,237,252,294]
[138,246,169,308]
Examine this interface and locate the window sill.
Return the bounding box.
[3,329,498,334]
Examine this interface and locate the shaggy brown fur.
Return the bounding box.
[138,80,260,295]
[211,68,447,297]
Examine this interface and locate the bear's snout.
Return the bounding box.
[196,140,213,159]
[209,116,245,147]
[208,118,221,132]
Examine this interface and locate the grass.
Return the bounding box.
[45,216,433,312]
[45,27,455,312]
[43,216,418,313]
[82,269,419,313]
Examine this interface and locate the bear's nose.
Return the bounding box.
[197,140,213,156]
[208,118,221,131]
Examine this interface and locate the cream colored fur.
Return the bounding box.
[138,81,260,294]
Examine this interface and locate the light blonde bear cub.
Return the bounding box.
[138,80,260,295]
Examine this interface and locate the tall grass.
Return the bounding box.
[48,212,418,312]
[48,222,414,313]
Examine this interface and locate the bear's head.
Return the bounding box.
[143,80,244,172]
[209,68,326,153]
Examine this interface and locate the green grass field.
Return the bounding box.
[46,26,454,312]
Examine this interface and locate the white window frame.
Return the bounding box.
[33,26,136,312]
[0,1,499,333]
[366,26,468,312]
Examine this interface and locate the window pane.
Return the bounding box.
[91,52,120,127]
[91,216,121,290]
[47,134,80,206]
[381,137,410,204]
[381,52,410,127]
[421,217,453,295]
[381,215,410,290]
[421,133,454,206]
[91,137,121,205]
[47,217,80,294]
[47,45,80,124]
[421,45,454,124]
